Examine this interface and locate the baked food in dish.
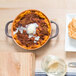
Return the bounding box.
[68,18,76,39]
[12,10,51,50]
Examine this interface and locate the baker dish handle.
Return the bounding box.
[5,20,13,38]
[50,21,59,39]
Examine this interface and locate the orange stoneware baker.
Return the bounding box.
[5,9,59,50]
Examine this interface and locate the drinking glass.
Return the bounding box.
[41,55,67,76]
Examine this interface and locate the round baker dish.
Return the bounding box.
[11,10,51,50]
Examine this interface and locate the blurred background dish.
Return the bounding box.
[41,55,67,76]
[65,14,76,52]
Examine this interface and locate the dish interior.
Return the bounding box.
[12,10,51,50]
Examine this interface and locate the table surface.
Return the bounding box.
[0,0,76,72]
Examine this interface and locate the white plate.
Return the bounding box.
[65,14,76,52]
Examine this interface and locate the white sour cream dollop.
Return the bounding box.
[26,23,38,34]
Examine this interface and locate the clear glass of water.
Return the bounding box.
[41,55,67,76]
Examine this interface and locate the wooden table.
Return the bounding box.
[0,0,76,73]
